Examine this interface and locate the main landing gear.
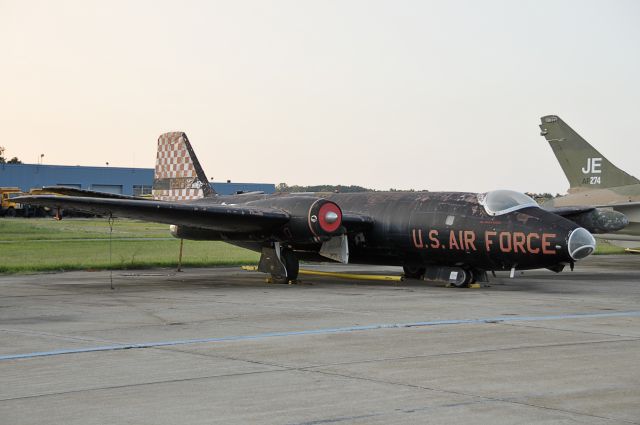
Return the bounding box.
[448,268,475,288]
[403,265,487,288]
[402,265,426,280]
[257,243,299,284]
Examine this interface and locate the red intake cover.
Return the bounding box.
[308,200,342,236]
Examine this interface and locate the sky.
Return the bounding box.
[1,0,639,194]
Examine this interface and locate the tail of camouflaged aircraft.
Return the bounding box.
[539,115,640,192]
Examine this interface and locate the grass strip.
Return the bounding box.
[0,219,258,273]
[0,217,628,274]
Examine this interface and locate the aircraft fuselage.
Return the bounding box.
[181,191,588,272]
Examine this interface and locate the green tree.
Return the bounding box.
[0,147,21,164]
[276,183,289,192]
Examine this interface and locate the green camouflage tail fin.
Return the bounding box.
[539,115,639,192]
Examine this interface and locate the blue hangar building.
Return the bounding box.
[0,163,276,196]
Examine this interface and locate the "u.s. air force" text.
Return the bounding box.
[411,229,557,254]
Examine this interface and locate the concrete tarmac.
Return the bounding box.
[1,256,639,424]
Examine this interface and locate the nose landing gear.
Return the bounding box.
[420,266,487,288]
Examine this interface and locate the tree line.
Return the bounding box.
[275,183,559,203]
[0,146,22,164]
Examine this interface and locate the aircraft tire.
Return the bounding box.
[451,269,471,288]
[282,249,299,281]
[470,270,478,284]
[403,265,426,280]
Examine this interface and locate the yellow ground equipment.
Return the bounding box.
[0,187,23,217]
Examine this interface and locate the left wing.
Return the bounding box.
[15,195,290,233]
[33,186,150,201]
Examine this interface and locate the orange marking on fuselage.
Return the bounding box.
[412,229,424,249]
[485,231,497,252]
[449,230,460,250]
[464,231,476,251]
[429,230,440,248]
[499,232,512,253]
[513,232,526,253]
[527,233,540,254]
[542,233,556,254]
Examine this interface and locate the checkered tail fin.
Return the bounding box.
[152,132,216,201]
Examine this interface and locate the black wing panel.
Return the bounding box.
[16,195,290,233]
[37,186,149,200]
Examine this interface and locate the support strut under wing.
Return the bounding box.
[257,242,287,279]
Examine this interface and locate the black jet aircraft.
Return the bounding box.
[18,132,599,287]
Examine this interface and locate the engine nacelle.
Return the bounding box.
[168,196,343,243]
[566,208,629,234]
[246,196,343,242]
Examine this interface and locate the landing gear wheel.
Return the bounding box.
[270,249,299,284]
[403,265,426,280]
[470,269,478,284]
[451,269,472,288]
[282,249,299,282]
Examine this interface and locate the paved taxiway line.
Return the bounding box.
[3,310,640,362]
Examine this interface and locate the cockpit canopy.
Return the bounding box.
[478,190,539,216]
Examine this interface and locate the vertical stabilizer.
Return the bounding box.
[152,132,216,201]
[539,115,639,192]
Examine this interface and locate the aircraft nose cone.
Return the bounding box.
[568,227,597,260]
[325,211,339,224]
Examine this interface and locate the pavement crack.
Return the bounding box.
[301,369,638,424]
[296,337,640,370]
[501,321,639,338]
[0,368,287,403]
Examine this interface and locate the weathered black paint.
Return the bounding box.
[179,191,585,272]
[18,190,587,276]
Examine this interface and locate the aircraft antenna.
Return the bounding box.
[177,239,184,272]
[108,214,114,290]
